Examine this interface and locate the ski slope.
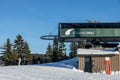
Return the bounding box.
[0,58,120,80]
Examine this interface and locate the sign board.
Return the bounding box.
[60,28,120,37]
[58,23,120,42]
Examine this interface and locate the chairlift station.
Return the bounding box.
[58,22,120,74]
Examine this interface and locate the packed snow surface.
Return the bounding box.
[0,58,120,80]
[0,66,120,80]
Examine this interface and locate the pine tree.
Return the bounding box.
[13,35,25,65]
[58,42,66,60]
[46,43,53,57]
[2,38,13,65]
[52,37,58,62]
[69,41,78,58]
[23,41,32,65]
[45,43,53,62]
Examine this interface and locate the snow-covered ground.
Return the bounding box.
[39,58,78,69]
[0,58,120,80]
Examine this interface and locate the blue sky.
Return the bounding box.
[0,0,120,54]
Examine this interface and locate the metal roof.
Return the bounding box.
[59,23,120,28]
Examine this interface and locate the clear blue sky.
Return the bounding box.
[0,0,120,54]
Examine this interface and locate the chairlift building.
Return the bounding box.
[58,22,120,74]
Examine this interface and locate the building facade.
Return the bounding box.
[77,48,120,74]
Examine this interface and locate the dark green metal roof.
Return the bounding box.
[59,23,120,28]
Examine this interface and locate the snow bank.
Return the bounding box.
[39,58,78,69]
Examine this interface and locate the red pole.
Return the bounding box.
[105,57,111,75]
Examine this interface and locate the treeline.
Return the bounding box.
[45,37,92,63]
[45,37,67,62]
[0,34,81,65]
[1,34,32,66]
[44,37,80,63]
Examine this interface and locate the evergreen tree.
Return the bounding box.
[13,35,25,65]
[2,38,13,65]
[69,41,78,58]
[52,37,67,61]
[45,43,53,62]
[58,42,66,60]
[46,43,53,57]
[23,41,32,65]
[52,37,58,62]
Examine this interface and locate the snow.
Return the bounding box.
[0,58,120,80]
[77,48,119,55]
[39,58,78,69]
